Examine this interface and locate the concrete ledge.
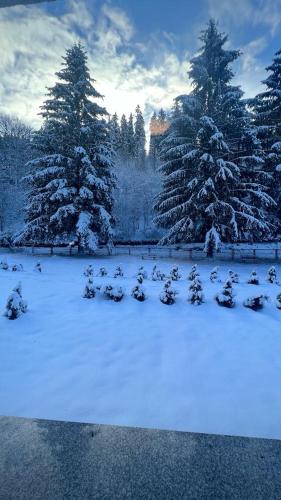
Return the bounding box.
[0,416,281,499]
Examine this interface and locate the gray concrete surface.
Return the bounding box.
[0,415,281,499]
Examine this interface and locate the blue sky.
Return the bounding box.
[1,0,281,130]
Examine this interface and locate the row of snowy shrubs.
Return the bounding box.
[83,263,279,285]
[0,260,42,272]
[82,275,281,311]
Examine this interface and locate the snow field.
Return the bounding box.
[0,253,281,439]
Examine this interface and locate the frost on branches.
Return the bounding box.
[16,43,115,252]
[83,277,96,299]
[248,271,259,285]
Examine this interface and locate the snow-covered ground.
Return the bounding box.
[1,252,281,439]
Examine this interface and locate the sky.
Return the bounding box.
[1,0,281,133]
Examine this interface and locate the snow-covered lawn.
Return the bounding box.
[1,252,281,439]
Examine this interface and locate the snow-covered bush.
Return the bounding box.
[248,271,259,285]
[84,264,94,277]
[160,280,177,305]
[102,284,124,302]
[114,266,124,278]
[136,273,144,284]
[83,278,96,299]
[98,267,108,277]
[229,270,239,283]
[35,262,42,273]
[0,260,9,271]
[210,267,219,283]
[276,293,281,309]
[137,266,147,280]
[188,265,199,281]
[11,264,23,272]
[170,265,181,281]
[188,278,204,305]
[243,295,268,311]
[267,266,277,283]
[4,282,27,320]
[131,284,146,302]
[151,265,165,281]
[215,280,235,308]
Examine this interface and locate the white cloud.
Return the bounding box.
[208,0,281,35]
[0,0,190,135]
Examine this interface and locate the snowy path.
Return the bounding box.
[0,253,281,439]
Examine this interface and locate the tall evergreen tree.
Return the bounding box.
[134,105,146,167]
[155,116,272,254]
[120,114,129,158]
[127,113,135,160]
[16,43,115,251]
[154,20,274,249]
[252,48,281,225]
[109,112,121,154]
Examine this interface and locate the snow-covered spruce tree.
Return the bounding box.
[170,265,181,281]
[188,264,199,281]
[35,262,42,273]
[156,115,273,256]
[5,282,27,320]
[134,105,146,168]
[137,266,147,280]
[210,266,219,282]
[154,20,274,250]
[131,284,146,302]
[276,292,281,309]
[114,266,123,278]
[215,279,235,308]
[188,278,204,305]
[16,43,115,252]
[102,284,124,302]
[228,270,239,283]
[0,259,9,270]
[160,280,177,305]
[243,295,268,311]
[12,264,23,272]
[98,266,107,277]
[83,277,96,299]
[267,266,277,283]
[248,271,259,285]
[84,264,94,277]
[109,113,121,154]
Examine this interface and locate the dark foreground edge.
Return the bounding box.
[0,416,281,499]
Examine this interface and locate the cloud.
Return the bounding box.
[0,0,190,135]
[208,0,281,36]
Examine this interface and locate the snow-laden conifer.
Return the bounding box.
[98,267,107,277]
[160,280,177,305]
[244,295,268,311]
[215,279,235,308]
[267,266,277,283]
[83,277,96,299]
[210,267,219,282]
[114,266,123,278]
[5,282,27,320]
[84,264,94,277]
[16,43,115,252]
[170,265,181,281]
[188,278,204,305]
[248,271,259,285]
[188,264,199,281]
[131,284,146,302]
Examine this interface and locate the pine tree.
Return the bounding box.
[131,284,146,302]
[160,279,177,305]
[16,43,115,252]
[134,105,146,168]
[188,264,199,281]
[170,265,181,281]
[248,271,259,285]
[244,295,268,311]
[5,282,27,319]
[127,113,136,160]
[114,265,123,278]
[267,266,277,283]
[109,113,121,153]
[210,266,219,282]
[98,266,107,276]
[215,279,235,308]
[120,114,129,158]
[276,292,281,309]
[83,277,96,299]
[155,20,274,249]
[188,278,204,305]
